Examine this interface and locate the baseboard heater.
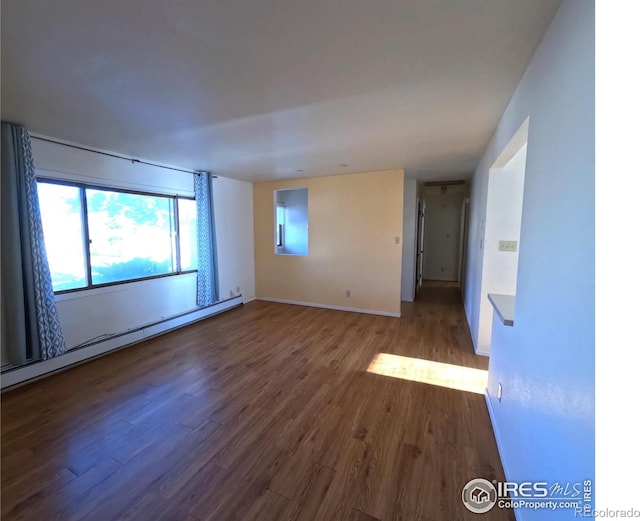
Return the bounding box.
[0,296,243,390]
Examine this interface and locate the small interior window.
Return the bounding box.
[274,188,308,256]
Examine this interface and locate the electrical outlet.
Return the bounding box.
[497,383,503,402]
[394,236,400,244]
[236,286,240,293]
[499,240,518,252]
[346,290,351,297]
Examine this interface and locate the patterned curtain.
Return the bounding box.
[194,171,220,306]
[1,123,66,364]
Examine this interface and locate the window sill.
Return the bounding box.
[55,271,197,302]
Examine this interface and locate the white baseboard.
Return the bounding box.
[1,296,243,390]
[257,297,401,318]
[484,392,526,521]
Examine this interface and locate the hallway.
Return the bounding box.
[401,282,486,369]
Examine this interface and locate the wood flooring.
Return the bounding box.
[1,285,514,520]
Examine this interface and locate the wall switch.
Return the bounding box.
[346,290,351,297]
[499,240,518,252]
[394,236,400,244]
[497,383,503,402]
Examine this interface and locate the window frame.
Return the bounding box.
[275,203,285,248]
[37,177,198,295]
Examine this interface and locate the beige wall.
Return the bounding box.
[253,169,404,316]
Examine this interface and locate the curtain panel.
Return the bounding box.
[1,123,66,366]
[194,171,220,306]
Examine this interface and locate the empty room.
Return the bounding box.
[1,1,596,520]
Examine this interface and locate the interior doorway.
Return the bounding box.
[421,182,467,283]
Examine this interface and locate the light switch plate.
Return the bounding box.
[499,240,518,252]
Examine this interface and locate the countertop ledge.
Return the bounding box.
[488,293,515,326]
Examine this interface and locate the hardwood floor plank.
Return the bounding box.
[118,492,201,521]
[6,458,123,521]
[188,443,290,521]
[239,489,290,521]
[349,509,383,521]
[70,425,196,521]
[313,438,371,521]
[281,463,336,521]
[1,466,76,520]
[154,420,225,501]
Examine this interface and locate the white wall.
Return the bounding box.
[423,185,465,281]
[31,139,255,350]
[476,145,527,355]
[32,139,195,197]
[213,176,256,302]
[401,176,418,301]
[464,1,594,519]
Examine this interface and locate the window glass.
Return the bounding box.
[274,188,308,255]
[178,198,197,271]
[86,189,176,285]
[37,183,88,291]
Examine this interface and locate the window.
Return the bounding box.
[37,183,88,291]
[274,188,308,255]
[37,180,198,293]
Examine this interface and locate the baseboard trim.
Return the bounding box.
[257,297,401,318]
[1,296,243,390]
[485,392,526,521]
[475,349,491,357]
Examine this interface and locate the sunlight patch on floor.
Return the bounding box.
[366,353,488,394]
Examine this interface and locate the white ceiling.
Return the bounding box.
[1,0,560,183]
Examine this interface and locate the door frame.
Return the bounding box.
[458,198,470,294]
[415,199,425,294]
